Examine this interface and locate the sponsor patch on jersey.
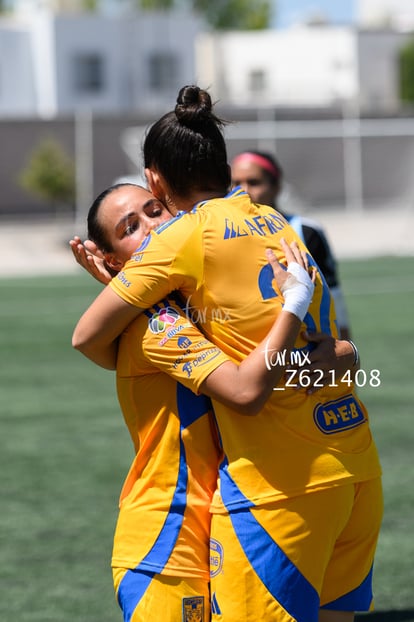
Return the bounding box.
[148,306,180,334]
[313,395,366,434]
[182,596,204,622]
[182,348,222,377]
[210,538,224,578]
[115,270,132,288]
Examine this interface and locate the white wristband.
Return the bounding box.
[281,262,315,322]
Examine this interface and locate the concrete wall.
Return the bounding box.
[0,115,150,216]
[2,112,414,217]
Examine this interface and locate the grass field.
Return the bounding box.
[1,255,413,621]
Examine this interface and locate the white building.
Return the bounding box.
[0,3,413,118]
[357,0,414,31]
[196,25,414,113]
[196,26,358,109]
[0,8,202,118]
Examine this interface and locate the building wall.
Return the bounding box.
[54,15,130,115]
[358,29,412,111]
[0,10,413,117]
[0,10,202,118]
[196,26,412,111]
[2,113,414,216]
[0,115,151,216]
[0,24,35,116]
[197,27,358,109]
[357,0,414,30]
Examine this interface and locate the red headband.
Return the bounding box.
[232,153,281,180]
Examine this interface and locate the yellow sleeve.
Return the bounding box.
[109,213,204,309]
[141,300,229,394]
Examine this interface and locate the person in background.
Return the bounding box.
[231,150,351,339]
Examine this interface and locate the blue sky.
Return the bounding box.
[274,0,356,28]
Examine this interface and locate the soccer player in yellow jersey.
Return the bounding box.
[72,183,319,622]
[73,87,383,622]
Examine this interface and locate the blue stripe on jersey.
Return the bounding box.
[227,185,247,199]
[133,234,152,254]
[218,457,255,509]
[219,458,318,619]
[258,263,280,300]
[117,435,188,618]
[153,210,188,235]
[321,565,373,611]
[229,509,319,622]
[211,591,222,615]
[176,382,212,429]
[117,570,154,622]
[195,186,247,211]
[307,254,332,335]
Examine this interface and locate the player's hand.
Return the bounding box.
[266,239,315,293]
[69,236,114,285]
[292,331,357,394]
[266,239,316,322]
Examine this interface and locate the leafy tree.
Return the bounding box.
[133,0,272,29]
[81,0,99,10]
[138,0,174,8]
[48,0,274,29]
[0,0,9,13]
[399,37,414,104]
[191,0,271,30]
[19,138,76,211]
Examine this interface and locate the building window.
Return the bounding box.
[148,52,178,91]
[249,69,266,93]
[73,53,105,93]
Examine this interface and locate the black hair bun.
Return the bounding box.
[175,85,213,127]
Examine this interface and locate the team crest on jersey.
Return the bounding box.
[148,306,180,334]
[182,596,204,622]
[178,336,192,349]
[210,538,224,578]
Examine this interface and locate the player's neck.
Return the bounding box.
[176,190,226,213]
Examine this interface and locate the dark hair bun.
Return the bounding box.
[175,85,214,128]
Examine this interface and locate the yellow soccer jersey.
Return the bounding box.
[111,189,382,511]
[113,297,228,578]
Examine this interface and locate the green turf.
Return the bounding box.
[0,257,413,621]
[338,257,414,619]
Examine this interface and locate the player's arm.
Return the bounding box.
[297,331,359,395]
[200,310,303,415]
[72,285,144,369]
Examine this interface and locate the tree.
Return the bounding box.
[399,37,414,104]
[133,0,272,29]
[0,0,9,13]
[132,0,174,8]
[19,138,76,212]
[81,0,99,10]
[191,0,272,30]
